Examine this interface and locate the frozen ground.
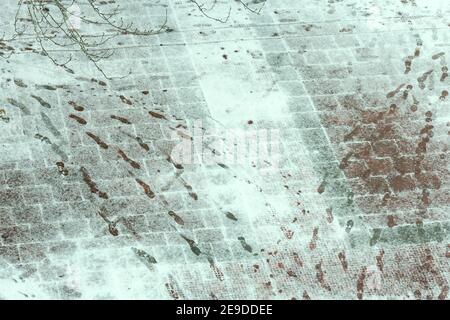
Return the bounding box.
[0,0,449,299]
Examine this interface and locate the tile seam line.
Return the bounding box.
[18,24,450,55]
[10,23,450,48]
[357,211,450,217]
[4,12,444,41]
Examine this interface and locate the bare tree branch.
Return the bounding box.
[0,0,267,78]
[189,0,266,23]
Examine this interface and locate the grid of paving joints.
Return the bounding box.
[0,0,449,299]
